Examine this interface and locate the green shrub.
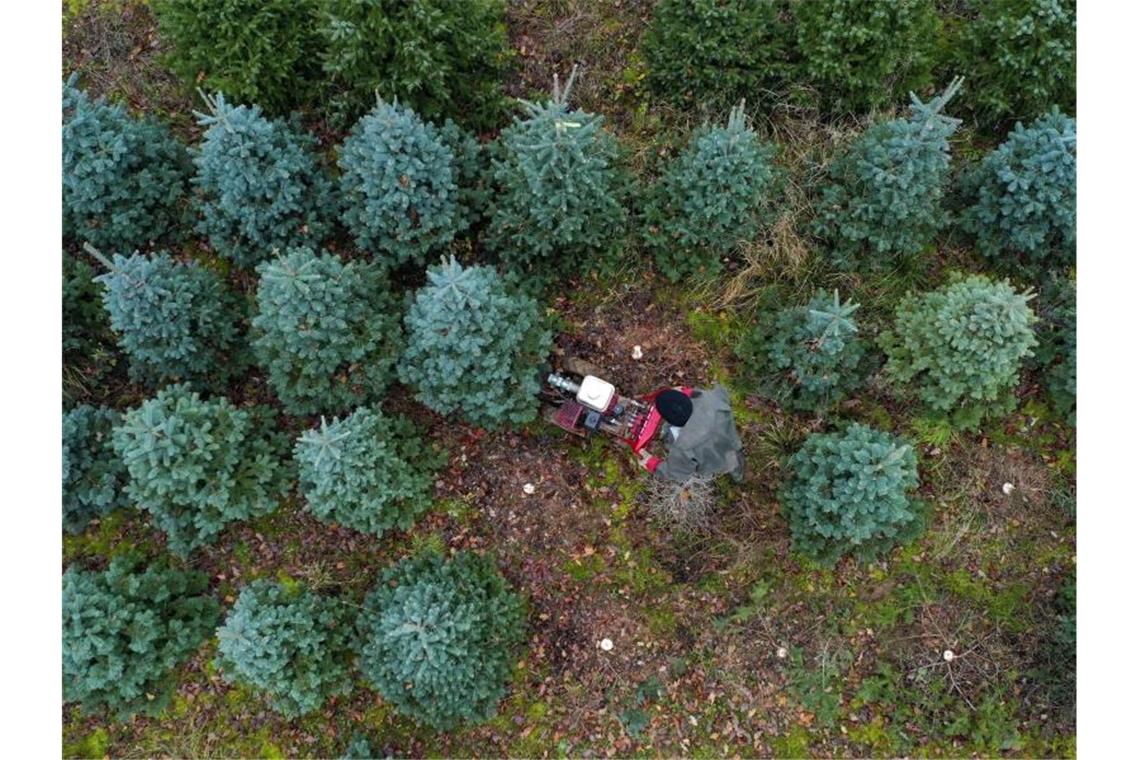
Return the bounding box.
[1033,273,1076,425]
[737,290,869,413]
[113,384,290,556]
[215,580,355,717]
[486,70,627,278]
[961,110,1075,274]
[781,424,923,564]
[251,247,402,416]
[881,275,1038,429]
[792,0,939,116]
[93,249,243,388]
[63,253,114,368]
[63,404,129,535]
[62,556,219,718]
[814,80,962,267]
[639,0,789,112]
[295,406,441,537]
[400,257,552,428]
[957,0,1075,129]
[643,102,778,281]
[355,551,526,729]
[154,0,321,115]
[338,101,462,268]
[318,0,511,130]
[62,74,189,252]
[193,93,334,269]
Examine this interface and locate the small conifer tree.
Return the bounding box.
[63,74,190,252]
[961,110,1076,274]
[215,580,355,717]
[737,290,869,414]
[113,384,290,556]
[338,101,462,268]
[792,0,939,115]
[63,556,220,718]
[400,257,552,428]
[318,0,512,131]
[958,0,1075,128]
[781,424,924,564]
[486,69,627,278]
[295,406,442,537]
[1034,273,1076,425]
[64,253,109,363]
[91,247,243,388]
[193,92,333,268]
[63,404,129,534]
[881,275,1038,429]
[355,551,526,729]
[154,0,322,115]
[643,102,778,281]
[815,79,963,267]
[640,0,789,112]
[252,247,403,416]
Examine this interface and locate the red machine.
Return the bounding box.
[540,370,667,454]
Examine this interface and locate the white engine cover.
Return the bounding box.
[576,375,616,412]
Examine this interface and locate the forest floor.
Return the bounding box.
[63,1,1076,757]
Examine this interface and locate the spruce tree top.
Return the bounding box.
[113,383,289,556]
[816,78,963,264]
[738,290,869,413]
[962,109,1076,273]
[193,92,333,268]
[399,256,551,428]
[355,551,526,729]
[91,247,242,388]
[252,247,403,416]
[882,274,1038,428]
[339,99,461,268]
[487,68,627,276]
[645,101,778,281]
[63,74,190,252]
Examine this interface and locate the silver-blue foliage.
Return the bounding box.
[63,404,129,534]
[215,580,355,717]
[355,551,526,729]
[400,256,551,428]
[113,384,290,556]
[94,249,243,388]
[782,424,923,564]
[815,79,963,267]
[193,92,333,268]
[295,406,441,537]
[252,247,403,416]
[643,102,778,281]
[962,110,1075,273]
[63,74,190,252]
[339,100,462,268]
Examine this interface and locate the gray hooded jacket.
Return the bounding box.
[654,385,745,483]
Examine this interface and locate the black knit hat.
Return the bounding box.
[655,389,693,427]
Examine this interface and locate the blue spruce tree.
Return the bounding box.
[961,110,1076,274]
[90,246,243,388]
[193,92,333,268]
[338,100,463,269]
[486,68,627,279]
[252,247,403,416]
[815,78,963,268]
[63,74,190,252]
[643,102,779,281]
[400,257,551,428]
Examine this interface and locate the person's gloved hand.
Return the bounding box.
[637,449,653,469]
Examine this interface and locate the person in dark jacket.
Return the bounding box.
[636,385,745,482]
